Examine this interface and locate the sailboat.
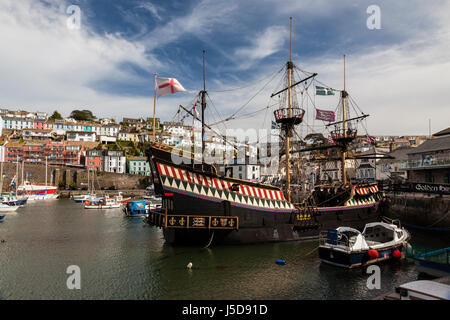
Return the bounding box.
[17,157,58,200]
[72,168,97,203]
[145,17,383,245]
[0,160,26,208]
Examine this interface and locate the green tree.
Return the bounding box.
[48,110,63,120]
[70,109,96,121]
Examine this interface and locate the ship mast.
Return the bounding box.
[201,50,207,169]
[341,54,348,185]
[285,17,293,202]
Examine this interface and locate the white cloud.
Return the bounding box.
[235,26,289,69]
[137,2,162,21]
[142,0,237,51]
[0,0,158,118]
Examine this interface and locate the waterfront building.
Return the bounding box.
[402,128,450,183]
[103,150,126,173]
[85,149,104,171]
[354,147,388,182]
[128,156,150,176]
[376,146,413,180]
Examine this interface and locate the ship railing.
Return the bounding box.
[273,107,305,125]
[330,128,358,141]
[397,157,450,170]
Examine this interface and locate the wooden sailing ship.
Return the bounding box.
[145,17,384,245]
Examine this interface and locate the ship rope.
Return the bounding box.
[208,65,285,126]
[208,63,285,93]
[203,231,215,249]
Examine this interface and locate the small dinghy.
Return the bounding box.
[318,221,410,268]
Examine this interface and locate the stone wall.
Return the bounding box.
[0,162,147,191]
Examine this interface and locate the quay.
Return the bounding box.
[58,189,149,199]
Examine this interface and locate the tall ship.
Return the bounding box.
[146,18,383,245]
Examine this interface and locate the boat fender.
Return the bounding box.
[275,259,286,265]
[392,249,402,259]
[85,200,89,205]
[187,262,193,269]
[368,249,379,259]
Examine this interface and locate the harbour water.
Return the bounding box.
[0,199,448,300]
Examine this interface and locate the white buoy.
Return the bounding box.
[187,262,193,269]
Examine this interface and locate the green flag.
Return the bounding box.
[316,86,335,96]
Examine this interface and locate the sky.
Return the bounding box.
[0,0,449,137]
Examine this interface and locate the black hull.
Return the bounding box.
[160,189,380,245]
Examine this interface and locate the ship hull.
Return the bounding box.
[155,186,380,245]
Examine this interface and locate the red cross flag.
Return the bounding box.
[156,77,187,97]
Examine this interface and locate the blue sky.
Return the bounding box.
[0,0,449,136]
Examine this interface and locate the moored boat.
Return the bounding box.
[1,194,28,207]
[114,192,131,204]
[318,221,410,268]
[379,280,450,300]
[410,246,450,278]
[84,197,121,209]
[72,193,97,203]
[0,203,20,213]
[123,200,148,217]
[17,181,58,200]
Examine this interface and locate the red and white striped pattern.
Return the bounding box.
[356,187,369,195]
[356,186,379,195]
[156,162,285,201]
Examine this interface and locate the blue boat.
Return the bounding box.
[0,215,5,222]
[0,194,28,207]
[319,222,410,268]
[409,246,450,278]
[123,200,148,217]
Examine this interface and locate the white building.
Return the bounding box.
[67,131,97,142]
[103,150,126,173]
[220,158,261,181]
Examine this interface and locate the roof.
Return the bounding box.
[65,141,99,149]
[433,127,450,137]
[407,135,450,154]
[66,131,96,134]
[128,156,147,161]
[378,146,414,164]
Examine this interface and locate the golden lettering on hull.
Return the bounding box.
[164,215,239,230]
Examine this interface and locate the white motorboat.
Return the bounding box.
[319,221,410,268]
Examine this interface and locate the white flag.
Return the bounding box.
[156,77,187,97]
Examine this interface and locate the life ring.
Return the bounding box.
[84,200,89,205]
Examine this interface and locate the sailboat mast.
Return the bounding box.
[201,50,207,167]
[285,16,293,202]
[16,156,18,194]
[341,54,347,185]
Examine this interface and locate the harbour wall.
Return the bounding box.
[385,192,450,229]
[0,162,148,193]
